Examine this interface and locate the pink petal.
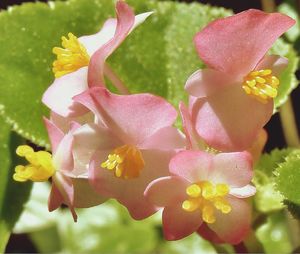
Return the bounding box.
[79,19,117,56]
[194,9,295,77]
[74,87,177,145]
[169,150,213,183]
[88,1,153,87]
[140,126,185,150]
[185,69,236,98]
[197,223,225,244]
[255,55,288,76]
[207,197,251,244]
[247,128,267,163]
[72,123,121,176]
[162,204,203,240]
[48,182,64,212]
[89,149,173,220]
[42,67,89,117]
[52,173,77,222]
[229,184,256,198]
[43,117,64,153]
[211,152,253,188]
[179,102,204,150]
[71,178,108,208]
[192,84,273,151]
[144,176,188,207]
[50,111,94,134]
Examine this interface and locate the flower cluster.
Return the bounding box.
[14,1,294,245]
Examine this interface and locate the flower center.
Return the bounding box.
[182,181,231,224]
[101,145,145,180]
[52,33,90,78]
[242,69,279,104]
[13,145,55,182]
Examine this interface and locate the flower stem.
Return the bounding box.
[104,63,130,95]
[279,98,300,147]
[261,0,276,12]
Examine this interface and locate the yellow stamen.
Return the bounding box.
[52,33,90,78]
[13,145,55,182]
[242,69,279,104]
[182,181,231,224]
[101,145,145,180]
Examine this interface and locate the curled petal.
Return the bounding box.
[194,9,295,77]
[42,67,89,117]
[229,184,256,198]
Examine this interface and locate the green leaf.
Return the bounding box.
[0,0,231,146]
[256,212,293,254]
[253,149,293,213]
[283,200,300,220]
[0,117,32,252]
[269,39,299,110]
[275,149,300,205]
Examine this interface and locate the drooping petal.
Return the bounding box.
[162,204,203,241]
[169,150,213,183]
[229,185,256,198]
[255,55,288,77]
[48,182,64,212]
[185,69,237,98]
[42,67,89,117]
[74,87,178,145]
[192,84,273,151]
[179,102,204,150]
[210,152,253,188]
[43,117,64,153]
[144,176,188,207]
[88,1,152,86]
[194,9,295,77]
[89,149,173,220]
[139,126,185,150]
[207,197,251,244]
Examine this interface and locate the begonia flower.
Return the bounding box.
[145,150,255,244]
[72,87,185,219]
[13,119,106,221]
[42,1,152,118]
[185,9,295,151]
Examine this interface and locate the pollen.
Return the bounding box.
[13,145,55,182]
[242,69,279,104]
[182,181,231,224]
[101,145,145,180]
[52,33,90,78]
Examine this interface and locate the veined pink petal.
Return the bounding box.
[71,178,108,208]
[140,126,185,150]
[162,204,203,241]
[207,197,251,244]
[79,19,117,56]
[179,102,204,150]
[88,1,152,87]
[169,150,213,183]
[89,149,173,220]
[144,176,188,207]
[194,9,295,77]
[42,67,89,117]
[255,55,289,76]
[192,84,273,151]
[43,117,64,153]
[229,184,256,198]
[211,152,253,188]
[185,69,236,98]
[74,87,178,145]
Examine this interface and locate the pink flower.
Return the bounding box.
[42,1,152,118]
[185,9,295,151]
[72,87,185,219]
[145,150,255,243]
